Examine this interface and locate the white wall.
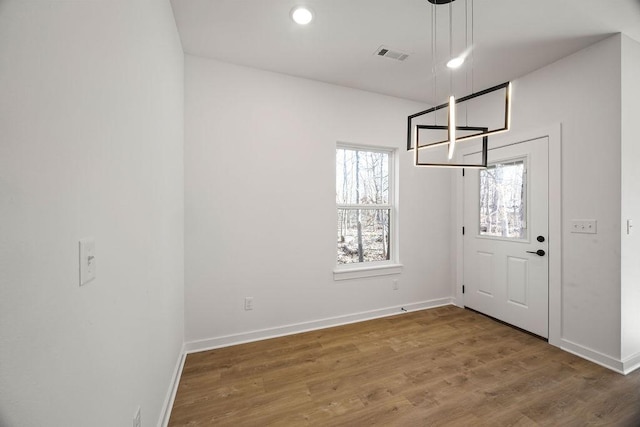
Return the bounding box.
[621,35,640,365]
[184,55,453,347]
[0,1,184,426]
[463,35,623,362]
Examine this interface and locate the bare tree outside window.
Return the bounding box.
[336,146,392,264]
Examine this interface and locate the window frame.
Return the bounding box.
[334,143,402,280]
[477,155,529,242]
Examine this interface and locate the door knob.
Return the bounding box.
[537,236,545,242]
[526,249,546,256]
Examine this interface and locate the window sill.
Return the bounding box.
[333,263,403,281]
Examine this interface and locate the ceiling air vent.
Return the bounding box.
[374,45,409,62]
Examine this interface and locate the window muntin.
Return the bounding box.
[479,158,527,239]
[336,146,393,265]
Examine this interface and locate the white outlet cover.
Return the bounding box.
[79,238,96,286]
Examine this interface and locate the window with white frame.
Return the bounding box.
[336,145,395,266]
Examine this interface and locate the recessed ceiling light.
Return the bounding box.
[291,7,313,25]
[446,55,465,69]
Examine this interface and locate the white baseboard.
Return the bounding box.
[158,346,187,427]
[622,351,640,374]
[184,298,454,354]
[561,338,624,374]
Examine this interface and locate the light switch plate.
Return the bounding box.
[79,238,96,286]
[571,220,597,234]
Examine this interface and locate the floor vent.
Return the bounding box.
[374,45,409,61]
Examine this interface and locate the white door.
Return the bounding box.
[463,137,549,338]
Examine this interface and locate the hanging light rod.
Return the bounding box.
[447,95,456,159]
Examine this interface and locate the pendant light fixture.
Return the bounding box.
[408,0,512,168]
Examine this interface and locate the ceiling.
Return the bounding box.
[170,0,640,105]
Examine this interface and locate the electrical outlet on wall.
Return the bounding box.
[571,219,597,234]
[244,297,254,311]
[133,407,141,427]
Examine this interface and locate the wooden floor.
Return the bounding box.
[169,306,640,426]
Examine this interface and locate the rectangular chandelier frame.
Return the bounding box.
[407,81,511,152]
[413,125,488,168]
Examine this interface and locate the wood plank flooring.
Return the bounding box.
[169,306,640,426]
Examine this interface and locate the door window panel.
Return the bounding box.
[479,159,527,239]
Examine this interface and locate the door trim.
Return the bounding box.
[454,123,562,348]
